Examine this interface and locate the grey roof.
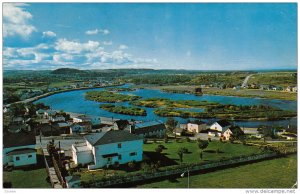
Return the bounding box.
[6,148,36,156]
[3,131,36,148]
[135,121,164,129]
[84,130,142,146]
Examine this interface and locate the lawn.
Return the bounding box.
[137,154,297,188]
[143,140,263,165]
[3,153,51,188]
[3,167,51,188]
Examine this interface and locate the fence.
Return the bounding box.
[82,152,278,188]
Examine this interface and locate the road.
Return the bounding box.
[241,74,254,88]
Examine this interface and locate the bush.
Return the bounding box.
[164,137,168,143]
[186,137,191,142]
[153,138,157,143]
[208,138,212,142]
[155,146,163,153]
[128,161,136,169]
[144,138,148,144]
[158,144,165,149]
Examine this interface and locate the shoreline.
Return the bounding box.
[5,84,123,106]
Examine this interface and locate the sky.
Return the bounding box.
[3,3,297,70]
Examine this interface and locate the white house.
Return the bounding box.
[187,120,206,133]
[210,120,231,133]
[72,130,143,170]
[50,116,66,122]
[44,110,57,119]
[280,133,297,140]
[3,131,37,167]
[223,126,244,140]
[73,115,101,126]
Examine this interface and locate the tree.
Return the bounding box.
[166,117,178,137]
[177,148,184,163]
[128,161,136,169]
[197,140,209,160]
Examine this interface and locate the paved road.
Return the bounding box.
[241,74,254,88]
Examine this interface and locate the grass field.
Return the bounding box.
[137,154,297,188]
[146,85,297,101]
[248,72,297,87]
[143,140,263,164]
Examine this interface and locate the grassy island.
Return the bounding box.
[132,98,296,121]
[85,91,141,102]
[105,87,136,92]
[130,98,218,108]
[100,104,147,116]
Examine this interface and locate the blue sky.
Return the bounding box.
[3,3,297,70]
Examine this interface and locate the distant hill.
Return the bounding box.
[51,68,85,74]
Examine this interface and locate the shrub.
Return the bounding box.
[158,144,165,149]
[155,146,163,153]
[128,161,136,169]
[153,138,157,143]
[144,138,148,144]
[186,137,191,142]
[208,138,212,142]
[164,137,168,143]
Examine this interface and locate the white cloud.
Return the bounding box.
[119,44,129,50]
[3,3,37,38]
[42,31,56,38]
[55,39,101,54]
[85,28,110,35]
[103,41,113,46]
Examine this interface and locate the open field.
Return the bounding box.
[248,72,297,87]
[146,85,297,101]
[137,154,297,188]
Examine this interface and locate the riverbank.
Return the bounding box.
[5,84,123,106]
[100,104,147,116]
[143,85,297,101]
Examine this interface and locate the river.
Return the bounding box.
[35,84,297,128]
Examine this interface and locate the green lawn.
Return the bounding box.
[143,140,263,164]
[3,168,51,188]
[138,155,297,188]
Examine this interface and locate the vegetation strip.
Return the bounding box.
[85,91,141,103]
[100,104,147,116]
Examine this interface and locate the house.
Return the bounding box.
[3,131,37,167]
[72,130,143,170]
[44,110,57,119]
[57,122,72,134]
[233,86,241,90]
[187,120,206,133]
[126,121,166,138]
[223,126,244,140]
[70,122,92,134]
[50,115,66,122]
[113,120,130,130]
[207,129,222,137]
[210,120,231,133]
[173,128,183,136]
[280,133,297,140]
[100,117,120,125]
[36,109,47,117]
[73,115,101,126]
[179,123,187,130]
[275,129,286,136]
[260,85,270,90]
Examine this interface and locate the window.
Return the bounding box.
[118,155,122,160]
[28,155,32,158]
[118,143,122,148]
[130,152,137,156]
[16,156,20,161]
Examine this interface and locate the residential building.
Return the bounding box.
[3,131,37,167]
[223,126,244,140]
[44,110,57,119]
[72,130,143,170]
[187,120,206,133]
[174,128,183,136]
[125,121,166,138]
[280,133,297,140]
[70,122,92,134]
[73,115,101,126]
[210,120,231,133]
[36,109,47,117]
[50,115,66,122]
[113,120,130,130]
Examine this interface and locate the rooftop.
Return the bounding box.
[3,130,36,148]
[6,148,36,156]
[85,130,142,146]
[135,121,164,129]
[215,120,231,127]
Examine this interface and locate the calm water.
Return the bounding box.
[35,85,297,128]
